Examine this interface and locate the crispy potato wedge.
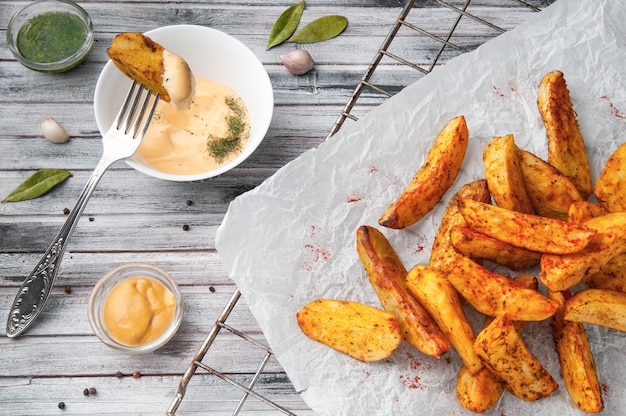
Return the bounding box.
[483,134,534,214]
[108,33,171,102]
[518,149,584,221]
[549,290,604,413]
[594,142,626,212]
[458,198,596,255]
[567,201,608,224]
[587,254,626,293]
[406,265,483,374]
[430,180,491,274]
[456,273,537,413]
[456,366,504,414]
[540,212,626,291]
[296,299,403,362]
[356,226,450,358]
[537,70,591,198]
[449,225,541,270]
[379,116,468,229]
[564,288,626,332]
[447,256,560,321]
[474,314,559,401]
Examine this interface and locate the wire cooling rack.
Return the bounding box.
[167,0,552,414]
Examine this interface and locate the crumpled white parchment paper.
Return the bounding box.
[215,0,626,414]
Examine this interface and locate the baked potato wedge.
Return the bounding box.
[356,226,450,358]
[567,201,608,224]
[587,254,626,293]
[474,314,559,401]
[458,198,596,255]
[379,116,468,229]
[518,149,584,221]
[108,32,194,108]
[549,290,604,413]
[537,70,592,198]
[483,134,534,214]
[430,180,491,274]
[108,33,170,101]
[296,299,403,362]
[540,211,626,291]
[447,256,560,321]
[449,225,541,270]
[594,141,626,212]
[456,274,537,413]
[564,288,626,333]
[456,366,504,414]
[406,265,483,374]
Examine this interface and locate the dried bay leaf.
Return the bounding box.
[288,15,348,44]
[2,169,72,202]
[267,0,305,50]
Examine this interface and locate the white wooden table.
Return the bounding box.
[0,1,549,414]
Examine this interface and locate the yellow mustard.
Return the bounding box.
[103,277,176,346]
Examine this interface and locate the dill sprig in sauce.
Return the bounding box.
[208,96,248,163]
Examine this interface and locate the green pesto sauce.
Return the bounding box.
[17,12,86,63]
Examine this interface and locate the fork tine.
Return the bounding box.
[131,89,160,140]
[113,81,160,140]
[114,81,140,131]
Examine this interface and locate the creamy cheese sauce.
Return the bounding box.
[137,77,250,175]
[162,50,195,110]
[103,277,176,346]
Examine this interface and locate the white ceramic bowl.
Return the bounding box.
[94,25,274,181]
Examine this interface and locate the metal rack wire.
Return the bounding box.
[167,0,552,414]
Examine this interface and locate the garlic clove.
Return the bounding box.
[41,117,70,144]
[280,49,315,75]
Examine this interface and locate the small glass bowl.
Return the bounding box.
[7,0,94,73]
[88,263,183,355]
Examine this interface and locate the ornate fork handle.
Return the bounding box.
[6,156,115,338]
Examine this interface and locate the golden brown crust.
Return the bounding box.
[537,70,591,198]
[107,32,170,102]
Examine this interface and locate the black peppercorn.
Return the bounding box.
[209,286,215,293]
[63,208,70,215]
[182,224,190,231]
[83,388,89,396]
[64,285,72,294]
[58,402,65,409]
[88,387,97,395]
[186,199,193,206]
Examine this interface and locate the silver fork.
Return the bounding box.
[6,81,160,338]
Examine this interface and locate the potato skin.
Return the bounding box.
[458,198,596,255]
[296,299,403,362]
[430,180,491,274]
[540,211,626,291]
[518,149,584,221]
[449,225,541,271]
[594,142,626,212]
[567,201,608,224]
[456,366,504,414]
[564,288,626,333]
[406,265,483,374]
[447,256,560,321]
[107,32,170,102]
[473,314,559,402]
[379,115,468,229]
[456,274,537,413]
[356,226,450,358]
[549,290,604,413]
[483,134,534,214]
[537,70,591,198]
[586,254,626,293]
